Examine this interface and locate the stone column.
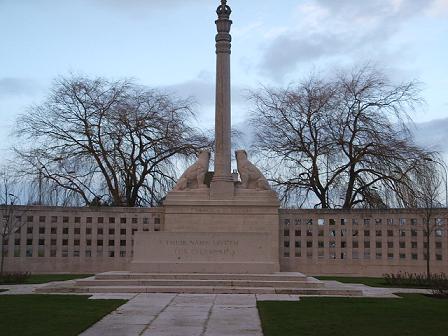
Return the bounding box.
[210,0,234,199]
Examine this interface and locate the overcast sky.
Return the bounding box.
[1,0,448,163]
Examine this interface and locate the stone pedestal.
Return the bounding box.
[131,188,280,274]
[209,179,234,200]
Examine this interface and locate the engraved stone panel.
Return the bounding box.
[133,232,273,263]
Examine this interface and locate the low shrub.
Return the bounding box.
[383,272,448,297]
[430,273,448,297]
[0,272,31,284]
[383,272,430,287]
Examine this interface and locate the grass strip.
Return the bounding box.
[0,295,126,336]
[258,294,448,336]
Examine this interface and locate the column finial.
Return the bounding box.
[217,0,231,19]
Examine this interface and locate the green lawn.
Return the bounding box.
[314,276,430,288]
[0,274,93,285]
[258,294,448,336]
[0,295,126,336]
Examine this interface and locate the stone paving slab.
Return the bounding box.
[205,305,262,336]
[88,293,137,300]
[80,293,176,336]
[215,293,256,306]
[256,294,300,301]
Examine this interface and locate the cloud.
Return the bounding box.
[427,0,448,17]
[160,72,250,132]
[233,22,263,38]
[261,34,345,78]
[413,117,448,153]
[92,0,209,14]
[163,76,215,106]
[0,78,40,97]
[259,0,436,80]
[162,72,246,108]
[312,0,427,19]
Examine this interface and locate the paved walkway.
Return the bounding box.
[0,280,79,295]
[81,294,272,336]
[0,281,432,336]
[0,285,299,335]
[321,281,431,298]
[0,283,54,295]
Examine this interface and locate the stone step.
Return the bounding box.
[37,285,362,296]
[75,279,324,289]
[94,272,309,282]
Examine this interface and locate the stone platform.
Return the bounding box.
[36,271,363,296]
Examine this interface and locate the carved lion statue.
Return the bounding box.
[173,150,210,191]
[235,150,271,190]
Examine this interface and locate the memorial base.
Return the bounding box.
[131,188,280,274]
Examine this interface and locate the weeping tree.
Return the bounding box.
[14,75,211,207]
[394,159,444,279]
[249,66,434,208]
[415,162,442,280]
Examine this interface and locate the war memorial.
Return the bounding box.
[131,0,280,275]
[2,3,448,336]
[1,1,447,295]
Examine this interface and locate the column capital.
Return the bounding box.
[215,1,232,54]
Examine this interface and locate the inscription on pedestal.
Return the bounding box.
[166,239,239,258]
[133,232,273,263]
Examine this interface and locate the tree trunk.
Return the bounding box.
[426,223,431,281]
[319,192,328,209]
[342,166,356,209]
[0,244,5,276]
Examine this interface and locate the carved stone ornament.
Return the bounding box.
[235,150,271,190]
[173,151,211,191]
[216,0,232,19]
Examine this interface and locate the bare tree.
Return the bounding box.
[249,66,432,208]
[0,171,26,275]
[14,75,211,207]
[397,159,443,279]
